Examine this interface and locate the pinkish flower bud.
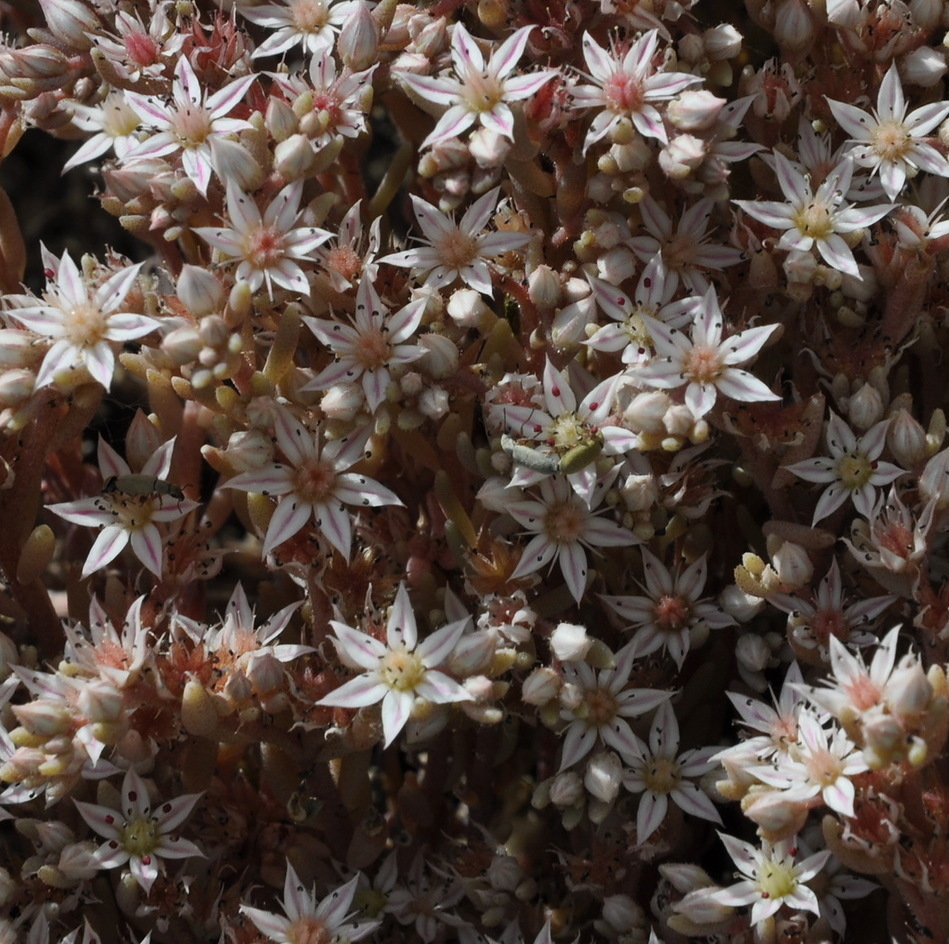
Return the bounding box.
[773,0,815,54]
[742,784,810,837]
[660,134,707,179]
[584,750,622,803]
[320,383,365,421]
[12,701,72,737]
[223,429,274,472]
[885,654,932,718]
[550,622,592,662]
[0,330,35,368]
[469,126,511,167]
[419,386,449,420]
[597,246,636,283]
[178,264,225,317]
[602,894,644,932]
[522,667,561,705]
[412,16,448,58]
[338,1,381,71]
[77,680,123,723]
[56,842,100,882]
[39,0,100,49]
[7,44,69,79]
[735,632,774,675]
[210,137,264,192]
[920,447,949,509]
[624,391,670,433]
[667,90,727,131]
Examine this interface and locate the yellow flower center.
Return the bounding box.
[380,647,426,692]
[793,201,834,239]
[437,229,479,270]
[757,857,798,902]
[120,815,160,857]
[835,453,873,491]
[63,302,108,348]
[579,686,618,726]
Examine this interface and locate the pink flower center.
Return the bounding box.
[244,225,287,271]
[682,344,724,385]
[293,460,336,503]
[653,594,691,633]
[324,245,362,282]
[604,72,645,114]
[124,30,159,68]
[355,328,390,371]
[544,501,586,544]
[810,607,848,646]
[437,229,480,270]
[290,0,330,32]
[874,518,915,562]
[287,917,334,944]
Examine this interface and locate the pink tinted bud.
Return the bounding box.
[702,24,742,59]
[0,330,33,369]
[223,670,254,703]
[246,652,285,695]
[266,97,298,142]
[418,333,458,378]
[449,631,496,675]
[847,383,884,430]
[741,785,810,838]
[274,134,318,180]
[77,680,123,723]
[0,369,35,406]
[522,667,561,705]
[469,127,511,167]
[412,16,448,58]
[920,448,949,509]
[320,383,366,421]
[39,0,100,49]
[178,264,225,316]
[768,540,813,588]
[338,1,381,71]
[660,134,707,179]
[885,655,932,718]
[667,90,726,130]
[13,701,72,736]
[210,138,263,191]
[527,265,561,310]
[447,287,491,327]
[8,44,69,79]
[773,0,815,54]
[223,429,274,472]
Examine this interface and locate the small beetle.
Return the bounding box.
[501,429,605,475]
[102,475,185,502]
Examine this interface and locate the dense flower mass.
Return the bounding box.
[2,0,949,942]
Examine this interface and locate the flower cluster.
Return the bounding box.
[0,0,948,942]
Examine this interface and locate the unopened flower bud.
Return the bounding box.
[624,391,670,433]
[210,137,263,191]
[162,326,202,364]
[338,1,381,70]
[178,264,225,316]
[584,750,622,803]
[12,701,72,737]
[659,134,707,179]
[77,680,123,723]
[602,894,644,932]
[447,287,490,327]
[275,133,318,180]
[521,667,561,705]
[449,630,496,675]
[702,23,742,59]
[39,0,100,49]
[902,45,947,87]
[885,654,932,718]
[266,96,298,142]
[469,126,511,167]
[889,408,928,468]
[527,265,561,310]
[667,90,726,130]
[768,539,813,588]
[418,332,458,378]
[412,16,448,58]
[550,622,592,662]
[920,448,949,509]
[735,632,773,675]
[320,383,365,421]
[847,383,884,430]
[0,330,36,368]
[0,369,34,406]
[597,246,636,283]
[548,770,584,807]
[8,44,69,79]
